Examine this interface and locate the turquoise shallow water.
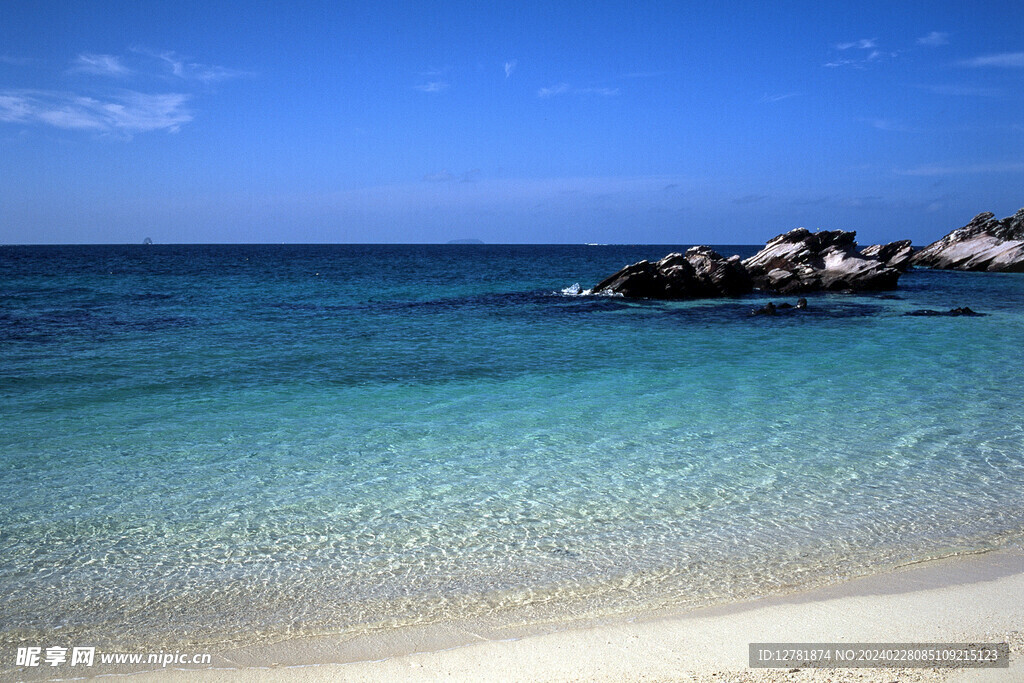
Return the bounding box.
[2,244,1024,652]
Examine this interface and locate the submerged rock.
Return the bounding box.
[750,298,808,316]
[742,228,901,293]
[860,240,914,271]
[591,246,752,299]
[912,209,1024,272]
[905,307,986,317]
[750,301,777,316]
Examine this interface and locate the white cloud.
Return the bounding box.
[836,38,877,50]
[0,94,35,120]
[825,39,892,68]
[414,81,449,93]
[0,48,248,139]
[538,83,570,97]
[0,90,192,135]
[149,50,251,82]
[759,92,799,103]
[917,31,949,46]
[72,53,131,77]
[504,60,517,78]
[537,83,618,97]
[961,52,1024,67]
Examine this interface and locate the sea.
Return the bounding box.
[2,243,1023,662]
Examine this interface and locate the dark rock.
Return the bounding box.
[905,307,986,317]
[951,306,983,316]
[751,298,808,316]
[750,301,777,316]
[912,209,1024,272]
[860,240,914,271]
[685,246,754,296]
[742,228,902,293]
[592,246,753,299]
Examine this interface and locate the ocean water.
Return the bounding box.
[2,244,1024,655]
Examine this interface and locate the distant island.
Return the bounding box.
[446,238,484,245]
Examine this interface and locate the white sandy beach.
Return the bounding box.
[123,549,1024,683]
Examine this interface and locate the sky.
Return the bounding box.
[1,0,1022,245]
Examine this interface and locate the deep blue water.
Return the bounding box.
[2,244,1023,651]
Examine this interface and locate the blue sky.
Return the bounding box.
[1,1,1022,244]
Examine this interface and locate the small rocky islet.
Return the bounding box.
[590,207,1024,304]
[911,209,1024,272]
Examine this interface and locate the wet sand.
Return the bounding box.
[125,549,1024,682]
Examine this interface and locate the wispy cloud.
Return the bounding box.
[0,48,248,139]
[537,83,618,98]
[826,38,889,68]
[896,162,1024,176]
[862,118,914,132]
[0,90,192,136]
[538,83,570,97]
[146,50,252,82]
[71,53,132,77]
[68,48,252,83]
[836,38,877,50]
[961,52,1024,67]
[824,55,880,68]
[414,81,449,93]
[759,92,799,103]
[504,60,517,78]
[917,31,949,47]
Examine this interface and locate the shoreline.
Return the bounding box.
[110,547,1024,682]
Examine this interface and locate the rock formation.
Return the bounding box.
[742,228,901,294]
[592,229,904,300]
[587,208,1024,301]
[912,209,1024,272]
[591,246,752,299]
[860,240,914,271]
